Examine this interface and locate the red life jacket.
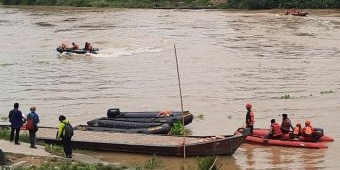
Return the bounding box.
[247,110,254,126]
[271,123,283,137]
[293,126,301,135]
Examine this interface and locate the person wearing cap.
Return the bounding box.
[280,114,294,134]
[56,115,72,158]
[264,119,283,139]
[244,103,255,134]
[27,106,40,148]
[302,120,315,142]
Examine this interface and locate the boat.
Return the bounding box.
[235,128,333,149]
[89,109,194,127]
[285,9,308,16]
[76,124,171,134]
[36,126,250,157]
[250,128,334,142]
[56,46,99,54]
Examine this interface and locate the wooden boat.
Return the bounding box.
[76,124,171,134]
[56,46,99,54]
[235,128,332,149]
[285,9,308,16]
[36,126,249,157]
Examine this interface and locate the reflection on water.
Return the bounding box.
[0,6,339,169]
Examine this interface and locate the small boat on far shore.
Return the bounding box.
[285,9,308,16]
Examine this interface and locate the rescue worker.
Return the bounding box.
[87,43,93,51]
[289,123,302,140]
[264,119,283,139]
[71,42,79,50]
[244,103,254,134]
[280,113,294,134]
[61,43,68,50]
[302,120,316,142]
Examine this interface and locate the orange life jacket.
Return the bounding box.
[304,126,313,135]
[271,123,283,137]
[293,126,301,135]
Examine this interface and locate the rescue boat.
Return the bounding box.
[56,46,99,54]
[235,128,333,149]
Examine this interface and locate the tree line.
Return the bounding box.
[1,0,340,9]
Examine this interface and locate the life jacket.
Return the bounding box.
[246,110,254,126]
[280,119,291,132]
[304,126,313,135]
[293,126,301,135]
[271,123,283,137]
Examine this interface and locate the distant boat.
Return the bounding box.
[285,9,308,16]
[56,46,99,54]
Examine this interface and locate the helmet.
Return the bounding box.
[305,120,310,125]
[245,103,252,109]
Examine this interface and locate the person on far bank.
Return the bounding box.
[280,113,294,134]
[244,103,254,134]
[26,106,40,148]
[8,103,26,145]
[56,115,73,158]
[264,119,283,139]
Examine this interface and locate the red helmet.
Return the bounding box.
[245,103,252,109]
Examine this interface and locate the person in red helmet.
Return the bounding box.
[244,103,254,134]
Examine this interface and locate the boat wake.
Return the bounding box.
[94,46,164,58]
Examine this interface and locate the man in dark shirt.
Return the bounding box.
[8,103,25,145]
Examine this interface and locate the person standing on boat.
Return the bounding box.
[8,103,26,145]
[26,106,40,148]
[280,114,294,134]
[245,103,254,134]
[71,42,79,50]
[264,119,283,139]
[56,115,73,158]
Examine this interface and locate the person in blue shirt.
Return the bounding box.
[27,106,40,148]
[8,103,25,145]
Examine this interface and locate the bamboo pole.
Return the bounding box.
[173,44,186,159]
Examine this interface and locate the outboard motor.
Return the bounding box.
[107,108,120,118]
[313,128,324,139]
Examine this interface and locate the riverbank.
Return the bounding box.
[1,0,339,9]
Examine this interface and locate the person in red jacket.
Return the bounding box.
[244,103,254,134]
[264,119,283,139]
[71,42,79,50]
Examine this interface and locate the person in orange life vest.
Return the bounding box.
[244,103,254,134]
[280,113,294,134]
[289,123,302,140]
[264,119,283,139]
[71,42,79,50]
[61,43,68,50]
[302,120,316,141]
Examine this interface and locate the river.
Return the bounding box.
[0,6,339,169]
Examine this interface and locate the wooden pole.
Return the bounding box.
[173,44,186,159]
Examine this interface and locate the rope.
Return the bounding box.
[208,156,219,170]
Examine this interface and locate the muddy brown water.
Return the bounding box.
[0,6,339,169]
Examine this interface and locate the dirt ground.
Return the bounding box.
[4,153,60,168]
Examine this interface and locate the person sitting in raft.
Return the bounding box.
[289,123,302,140]
[264,119,283,139]
[302,120,316,142]
[280,113,294,134]
[84,42,89,50]
[61,43,68,50]
[71,42,79,50]
[87,43,93,51]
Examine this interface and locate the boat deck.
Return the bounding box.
[36,126,205,146]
